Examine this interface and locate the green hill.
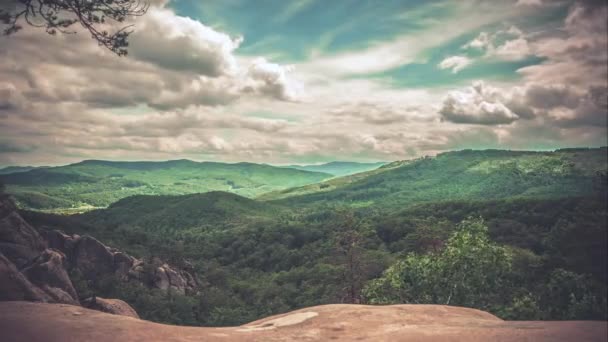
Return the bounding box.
[0,166,46,175]
[16,147,607,326]
[282,161,386,177]
[81,191,281,231]
[0,160,331,211]
[267,148,608,208]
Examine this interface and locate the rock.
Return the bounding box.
[0,198,45,255]
[41,230,79,258]
[154,266,170,291]
[82,297,139,318]
[22,249,79,305]
[1,302,607,342]
[0,242,41,268]
[0,253,51,302]
[0,196,199,306]
[73,236,115,280]
[113,252,134,279]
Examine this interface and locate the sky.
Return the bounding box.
[0,0,606,166]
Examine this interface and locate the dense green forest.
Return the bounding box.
[20,148,607,326]
[263,148,607,207]
[0,160,330,212]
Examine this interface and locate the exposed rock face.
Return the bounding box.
[0,195,198,318]
[0,197,45,268]
[0,196,78,304]
[0,253,51,302]
[82,297,139,318]
[44,229,199,295]
[21,249,79,305]
[1,302,606,342]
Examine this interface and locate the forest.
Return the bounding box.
[17,148,607,326]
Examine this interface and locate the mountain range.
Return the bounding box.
[2,147,607,328]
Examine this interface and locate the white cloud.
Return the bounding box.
[129,7,243,77]
[300,2,519,76]
[438,56,473,73]
[440,81,521,125]
[493,37,531,61]
[463,25,532,61]
[516,0,543,6]
[243,58,302,102]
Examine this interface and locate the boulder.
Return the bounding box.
[0,252,51,302]
[22,249,79,305]
[0,198,45,254]
[41,230,79,258]
[154,266,170,291]
[82,297,139,318]
[0,242,41,269]
[73,236,115,280]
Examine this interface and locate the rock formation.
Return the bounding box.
[1,301,606,342]
[0,195,198,318]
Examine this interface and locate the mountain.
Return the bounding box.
[283,161,386,177]
[267,148,607,208]
[0,166,46,175]
[7,147,608,327]
[0,159,331,211]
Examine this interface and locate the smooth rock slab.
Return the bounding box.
[0,301,606,342]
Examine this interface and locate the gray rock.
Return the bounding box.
[22,249,79,305]
[0,252,51,302]
[73,236,115,280]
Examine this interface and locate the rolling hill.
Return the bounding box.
[0,166,46,175]
[0,160,331,211]
[266,148,607,208]
[14,147,607,327]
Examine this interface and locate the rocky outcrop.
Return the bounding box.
[82,297,139,318]
[1,302,607,342]
[21,249,79,305]
[0,197,45,268]
[43,230,199,295]
[0,253,51,302]
[0,195,197,318]
[0,196,78,304]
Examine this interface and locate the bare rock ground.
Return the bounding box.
[1,301,606,342]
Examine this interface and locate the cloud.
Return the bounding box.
[327,102,432,125]
[463,25,532,61]
[243,58,302,102]
[516,0,543,6]
[438,56,473,73]
[441,79,607,129]
[518,1,607,87]
[439,81,524,125]
[0,82,25,111]
[129,8,243,77]
[300,2,518,76]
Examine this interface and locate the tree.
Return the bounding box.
[332,209,367,304]
[0,0,148,56]
[363,217,512,311]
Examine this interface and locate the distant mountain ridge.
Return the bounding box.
[265,147,608,208]
[283,161,386,176]
[0,160,331,211]
[0,166,47,175]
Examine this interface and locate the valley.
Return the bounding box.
[2,147,605,328]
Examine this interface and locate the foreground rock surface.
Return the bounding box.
[1,301,606,342]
